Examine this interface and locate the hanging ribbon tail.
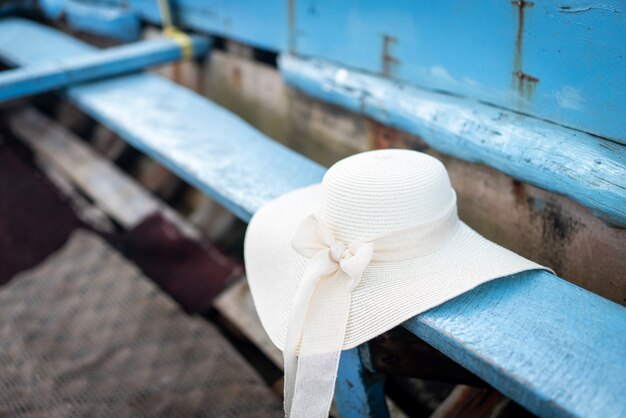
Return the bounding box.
[289,270,353,417]
[283,250,338,416]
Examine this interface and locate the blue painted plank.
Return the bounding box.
[67,75,324,220]
[0,36,210,102]
[20,0,625,142]
[292,0,626,144]
[336,347,389,418]
[1,18,625,418]
[405,271,626,418]
[38,0,141,42]
[279,54,626,228]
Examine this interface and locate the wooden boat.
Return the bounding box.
[0,2,624,417]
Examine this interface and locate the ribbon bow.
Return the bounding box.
[282,199,459,417]
[292,214,374,292]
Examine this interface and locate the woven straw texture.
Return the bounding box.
[0,231,282,418]
[245,150,549,351]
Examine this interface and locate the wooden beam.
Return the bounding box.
[214,279,284,367]
[9,108,197,238]
[0,36,210,103]
[430,386,509,418]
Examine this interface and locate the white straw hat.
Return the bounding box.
[244,149,550,417]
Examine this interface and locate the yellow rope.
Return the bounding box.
[163,25,194,60]
[157,0,193,60]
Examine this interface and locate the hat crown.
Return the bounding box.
[320,149,455,242]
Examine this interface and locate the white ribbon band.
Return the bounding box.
[285,194,459,417]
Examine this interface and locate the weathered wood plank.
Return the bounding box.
[0,36,210,102]
[2,19,625,418]
[279,54,626,227]
[430,385,511,418]
[214,279,284,367]
[9,108,197,238]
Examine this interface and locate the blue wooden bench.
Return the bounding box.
[1,17,625,418]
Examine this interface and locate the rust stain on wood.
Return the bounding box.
[381,34,400,77]
[371,120,400,149]
[514,70,539,98]
[512,1,539,99]
[194,61,205,94]
[512,179,527,205]
[230,65,242,89]
[369,120,430,153]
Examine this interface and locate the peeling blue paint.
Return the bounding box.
[336,347,388,418]
[556,2,621,14]
[39,0,141,42]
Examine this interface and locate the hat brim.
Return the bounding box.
[244,184,548,351]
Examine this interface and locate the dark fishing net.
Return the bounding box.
[0,231,281,418]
